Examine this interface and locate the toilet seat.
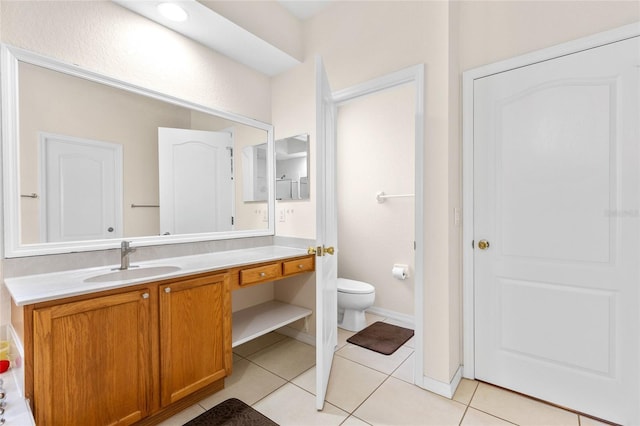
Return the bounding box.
[337,278,374,294]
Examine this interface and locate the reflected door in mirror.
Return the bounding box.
[158,128,233,235]
[39,133,123,243]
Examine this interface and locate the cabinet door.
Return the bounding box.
[33,289,152,426]
[159,273,231,405]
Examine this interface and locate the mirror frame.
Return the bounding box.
[1,44,275,257]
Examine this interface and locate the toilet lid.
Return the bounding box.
[337,278,375,294]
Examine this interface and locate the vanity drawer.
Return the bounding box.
[282,256,315,276]
[239,263,282,286]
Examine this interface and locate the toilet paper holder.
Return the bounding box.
[392,264,409,280]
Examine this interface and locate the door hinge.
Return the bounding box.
[231,216,234,225]
[471,240,474,249]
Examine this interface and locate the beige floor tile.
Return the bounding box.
[341,415,372,425]
[579,415,615,426]
[354,376,466,425]
[336,342,413,375]
[390,352,414,384]
[155,404,206,426]
[290,365,316,394]
[470,383,579,426]
[337,326,356,350]
[253,383,349,425]
[461,407,515,425]
[247,337,315,380]
[233,331,287,358]
[292,356,387,413]
[453,378,479,405]
[198,358,287,409]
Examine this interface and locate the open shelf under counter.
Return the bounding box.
[232,300,312,347]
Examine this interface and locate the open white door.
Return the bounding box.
[158,127,233,235]
[315,56,338,410]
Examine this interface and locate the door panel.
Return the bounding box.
[474,37,639,424]
[40,133,123,242]
[315,56,338,410]
[158,128,233,235]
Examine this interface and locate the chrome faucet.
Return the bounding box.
[119,241,136,270]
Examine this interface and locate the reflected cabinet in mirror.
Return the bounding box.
[2,45,275,257]
[243,134,309,202]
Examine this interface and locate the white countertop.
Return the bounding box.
[5,245,309,306]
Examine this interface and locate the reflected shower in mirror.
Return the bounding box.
[3,45,274,257]
[243,134,310,202]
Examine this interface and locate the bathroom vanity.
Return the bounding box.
[5,246,314,425]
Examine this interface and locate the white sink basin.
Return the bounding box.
[84,266,181,283]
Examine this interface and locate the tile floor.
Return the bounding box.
[159,314,610,426]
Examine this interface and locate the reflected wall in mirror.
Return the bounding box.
[3,45,275,257]
[243,134,310,202]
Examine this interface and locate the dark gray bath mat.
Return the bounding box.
[347,321,414,355]
[183,398,278,426]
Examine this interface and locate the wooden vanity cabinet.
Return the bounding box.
[27,272,232,426]
[23,254,313,425]
[32,287,154,426]
[159,273,231,406]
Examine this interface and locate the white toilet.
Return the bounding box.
[337,278,376,332]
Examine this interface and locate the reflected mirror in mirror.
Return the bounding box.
[4,46,274,256]
[243,134,309,202]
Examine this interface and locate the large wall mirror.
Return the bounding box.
[243,134,309,202]
[1,45,275,257]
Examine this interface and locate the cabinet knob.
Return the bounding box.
[141,293,149,299]
[165,287,171,293]
[298,264,304,269]
[260,272,266,277]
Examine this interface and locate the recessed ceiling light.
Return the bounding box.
[157,3,188,22]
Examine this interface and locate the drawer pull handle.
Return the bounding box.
[142,293,149,299]
[260,272,266,277]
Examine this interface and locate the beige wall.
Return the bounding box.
[0,1,271,121]
[337,85,416,316]
[272,0,456,384]
[273,0,640,387]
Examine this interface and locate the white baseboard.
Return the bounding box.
[420,365,463,399]
[366,306,414,329]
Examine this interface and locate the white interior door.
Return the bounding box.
[474,36,639,424]
[158,127,233,235]
[40,133,123,242]
[315,56,338,411]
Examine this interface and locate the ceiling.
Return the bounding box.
[113,0,334,75]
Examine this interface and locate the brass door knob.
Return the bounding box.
[477,239,490,250]
[323,246,335,256]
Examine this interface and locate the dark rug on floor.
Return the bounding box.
[347,321,414,355]
[183,398,278,426]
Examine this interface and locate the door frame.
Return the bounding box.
[332,63,425,385]
[462,22,640,379]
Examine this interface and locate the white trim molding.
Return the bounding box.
[333,63,425,388]
[462,22,640,380]
[365,306,414,329]
[421,366,463,399]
